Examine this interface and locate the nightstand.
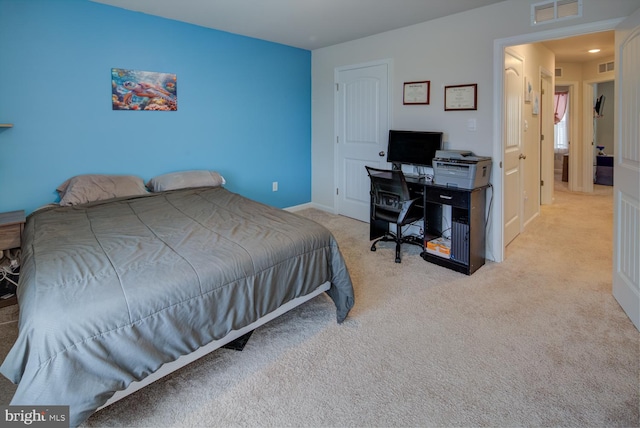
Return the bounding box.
[0,210,26,308]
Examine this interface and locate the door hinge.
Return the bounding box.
[336,83,339,91]
[541,180,544,186]
[336,136,339,144]
[499,161,503,168]
[336,188,339,195]
[541,134,544,141]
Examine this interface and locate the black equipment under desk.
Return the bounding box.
[369,175,488,275]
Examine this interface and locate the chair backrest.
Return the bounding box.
[365,166,412,214]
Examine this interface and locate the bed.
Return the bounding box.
[0,172,354,427]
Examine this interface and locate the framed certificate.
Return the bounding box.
[444,84,477,111]
[403,81,430,105]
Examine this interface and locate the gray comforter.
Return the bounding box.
[0,187,354,427]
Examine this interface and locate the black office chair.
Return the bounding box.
[365,166,423,263]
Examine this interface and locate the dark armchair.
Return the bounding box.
[365,166,423,263]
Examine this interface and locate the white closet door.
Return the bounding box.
[335,61,390,222]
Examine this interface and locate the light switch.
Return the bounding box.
[467,118,477,131]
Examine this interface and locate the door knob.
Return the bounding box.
[379,151,385,157]
[519,153,527,159]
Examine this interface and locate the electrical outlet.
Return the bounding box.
[272,181,278,192]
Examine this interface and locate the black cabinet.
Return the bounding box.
[595,155,613,186]
[420,184,487,275]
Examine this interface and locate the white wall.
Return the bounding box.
[595,80,615,155]
[311,0,639,261]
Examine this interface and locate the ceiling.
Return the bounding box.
[91,0,506,50]
[542,31,615,63]
[92,0,614,61]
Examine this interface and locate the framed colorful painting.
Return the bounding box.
[111,68,177,111]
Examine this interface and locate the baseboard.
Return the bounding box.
[285,202,336,214]
[284,202,314,212]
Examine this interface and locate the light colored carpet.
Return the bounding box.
[1,182,638,427]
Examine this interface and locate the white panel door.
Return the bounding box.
[336,61,389,222]
[613,10,640,331]
[503,50,524,247]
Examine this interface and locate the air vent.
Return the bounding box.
[532,0,582,25]
[555,68,563,77]
[598,61,614,73]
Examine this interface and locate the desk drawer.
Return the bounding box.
[425,188,469,209]
[0,224,21,250]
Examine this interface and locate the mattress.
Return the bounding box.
[0,187,354,426]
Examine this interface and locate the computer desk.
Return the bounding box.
[370,175,489,275]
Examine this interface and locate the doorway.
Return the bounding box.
[587,79,615,189]
[490,25,621,261]
[553,84,572,188]
[495,23,629,323]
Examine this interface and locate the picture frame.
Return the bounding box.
[111,68,177,111]
[403,81,430,105]
[444,83,477,111]
[524,76,532,103]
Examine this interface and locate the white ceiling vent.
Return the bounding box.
[532,0,582,25]
[598,61,614,73]
[555,68,563,77]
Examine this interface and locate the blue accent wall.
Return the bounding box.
[0,0,311,214]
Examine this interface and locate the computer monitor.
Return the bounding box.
[386,130,443,168]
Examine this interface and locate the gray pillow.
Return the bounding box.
[146,170,226,192]
[57,174,148,206]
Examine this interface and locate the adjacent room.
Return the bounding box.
[0,0,638,426]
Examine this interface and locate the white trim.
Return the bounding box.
[523,211,540,228]
[563,81,581,191]
[286,202,339,214]
[540,66,554,206]
[493,18,624,262]
[582,81,595,193]
[284,202,315,212]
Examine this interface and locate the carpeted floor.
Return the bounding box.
[0,182,638,427]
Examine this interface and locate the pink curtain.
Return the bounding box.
[554,91,569,124]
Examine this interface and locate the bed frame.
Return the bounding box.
[99,281,331,410]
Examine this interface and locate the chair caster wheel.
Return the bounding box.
[371,246,377,252]
[395,258,401,263]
